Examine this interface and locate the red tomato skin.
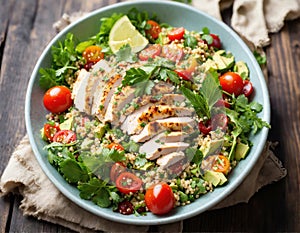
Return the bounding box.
[43,123,60,141]
[116,172,143,194]
[145,20,161,39]
[210,34,222,49]
[53,130,76,143]
[243,80,254,97]
[43,86,73,113]
[138,44,162,61]
[110,162,126,182]
[219,72,244,96]
[168,27,185,41]
[161,45,184,63]
[145,182,175,215]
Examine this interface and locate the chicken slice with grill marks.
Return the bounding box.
[94,73,123,121]
[130,117,197,143]
[156,151,186,169]
[104,82,178,126]
[121,93,186,118]
[121,104,194,135]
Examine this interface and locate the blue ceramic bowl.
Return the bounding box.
[25,0,270,225]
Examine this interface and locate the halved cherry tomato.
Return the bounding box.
[198,119,212,135]
[110,162,126,182]
[219,72,244,96]
[115,172,143,194]
[82,45,104,63]
[53,130,76,143]
[212,155,231,175]
[209,34,222,49]
[175,57,198,81]
[43,86,73,114]
[161,45,184,63]
[43,123,60,141]
[145,20,161,40]
[145,182,175,215]
[168,27,185,41]
[138,44,162,61]
[211,113,228,132]
[214,99,230,108]
[243,80,254,97]
[107,142,124,151]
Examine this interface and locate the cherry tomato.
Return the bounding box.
[219,72,244,96]
[138,44,162,61]
[82,45,104,63]
[214,99,230,108]
[161,45,184,63]
[243,80,254,97]
[145,20,161,40]
[53,130,76,143]
[212,155,231,175]
[43,123,60,141]
[43,86,73,114]
[145,182,175,215]
[110,162,126,182]
[198,119,212,135]
[107,142,124,151]
[209,34,222,49]
[115,172,143,194]
[211,113,228,132]
[168,27,185,41]
[175,57,198,81]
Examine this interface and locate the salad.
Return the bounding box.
[39,8,270,216]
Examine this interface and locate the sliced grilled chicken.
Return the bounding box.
[140,140,189,160]
[130,117,197,142]
[122,93,186,117]
[94,73,123,120]
[104,85,136,125]
[86,60,112,110]
[122,105,194,135]
[156,151,185,169]
[72,69,90,113]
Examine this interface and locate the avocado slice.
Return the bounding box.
[200,139,224,157]
[203,170,227,187]
[234,142,250,161]
[212,51,235,71]
[60,117,73,130]
[94,123,109,139]
[202,58,218,71]
[234,61,249,78]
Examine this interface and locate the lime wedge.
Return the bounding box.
[109,15,148,54]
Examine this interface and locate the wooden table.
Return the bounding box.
[0,0,299,232]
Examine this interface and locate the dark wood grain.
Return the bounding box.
[0,0,299,232]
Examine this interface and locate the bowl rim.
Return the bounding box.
[25,0,270,225]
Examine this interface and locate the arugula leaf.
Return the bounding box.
[180,86,210,118]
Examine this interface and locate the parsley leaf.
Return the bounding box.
[134,80,155,96]
[122,67,149,86]
[115,44,138,63]
[184,34,198,49]
[59,159,89,183]
[253,50,267,65]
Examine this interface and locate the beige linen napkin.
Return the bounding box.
[2,0,298,232]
